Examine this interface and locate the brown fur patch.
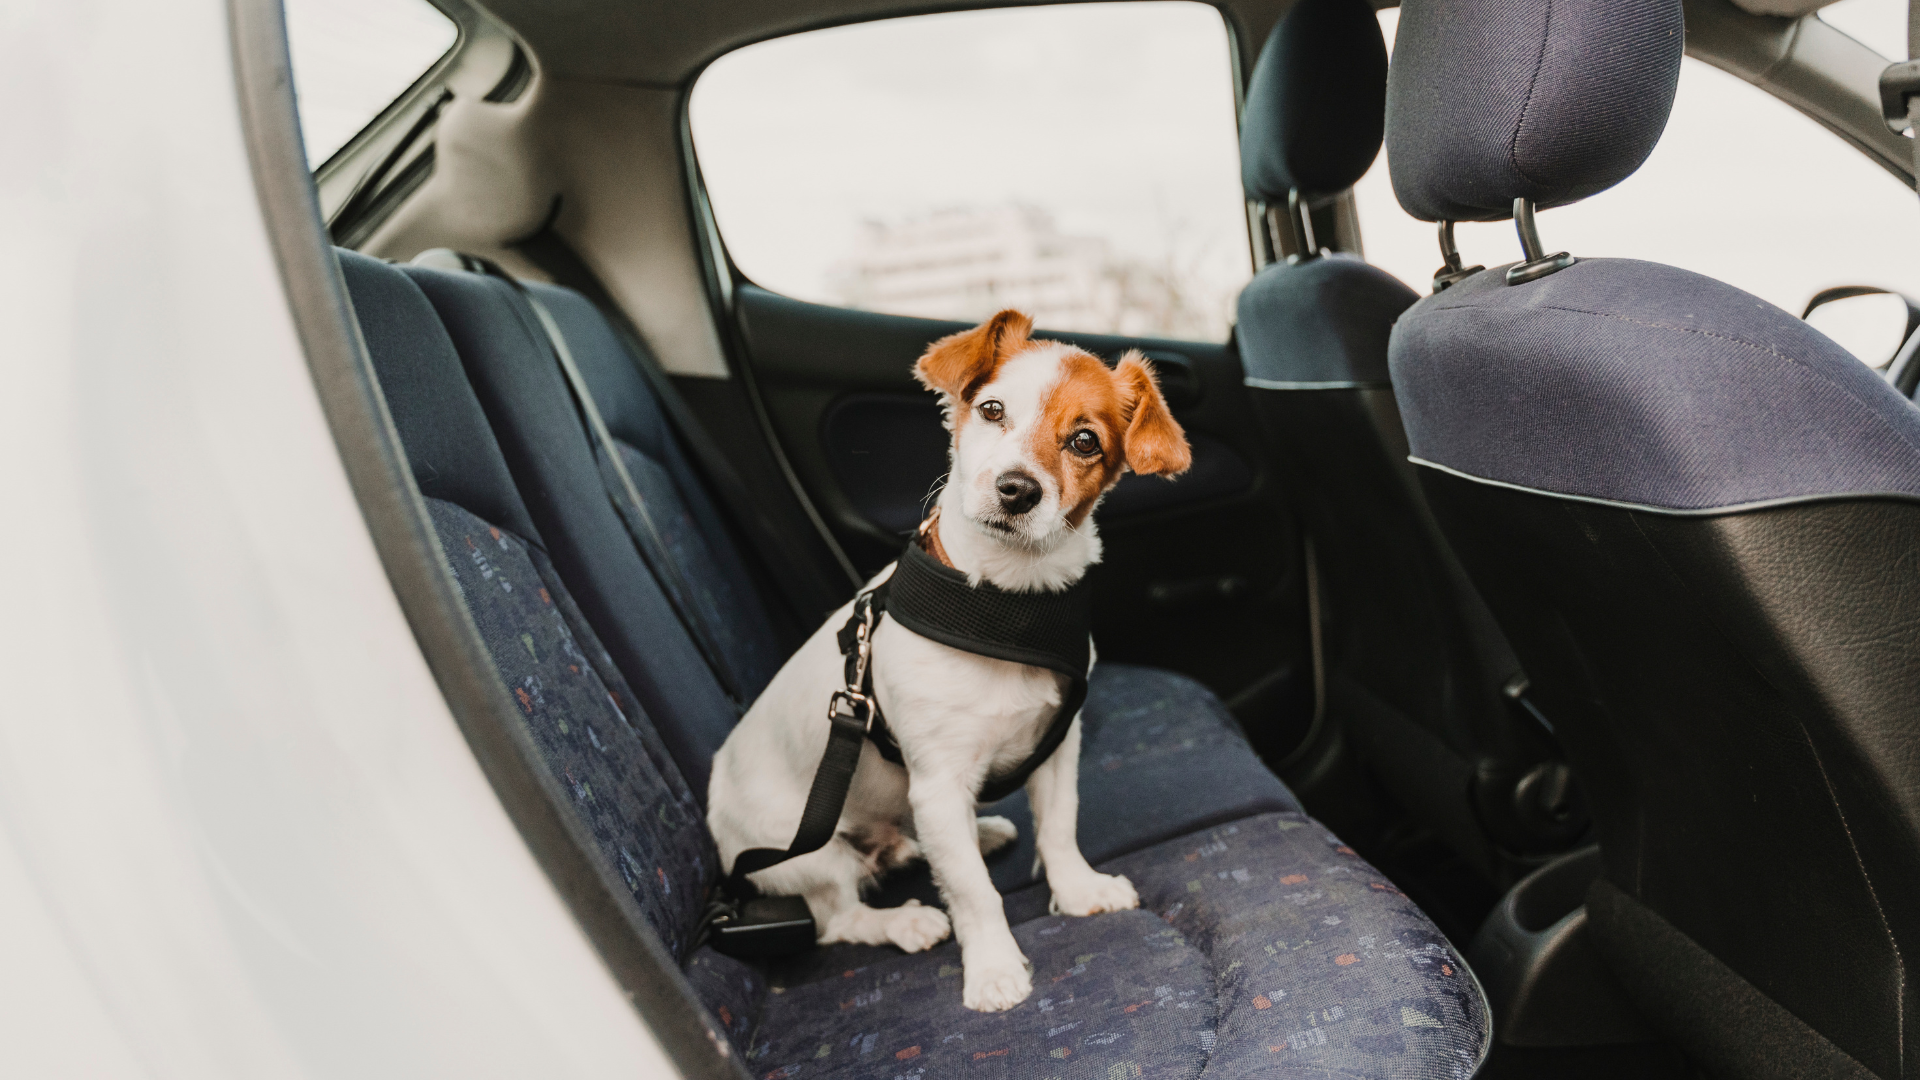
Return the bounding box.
[912,311,1034,425]
[1012,348,1192,528]
[1114,351,1192,477]
[1028,350,1130,527]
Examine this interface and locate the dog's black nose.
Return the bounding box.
[995,471,1043,515]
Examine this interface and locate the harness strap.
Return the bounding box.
[726,590,883,894]
[726,536,1094,895]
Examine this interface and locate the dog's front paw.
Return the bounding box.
[975,815,1018,855]
[1049,872,1140,917]
[881,900,952,953]
[961,953,1033,1013]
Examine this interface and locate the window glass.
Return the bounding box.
[690,3,1250,342]
[1821,0,1908,61]
[1355,8,1920,367]
[285,0,459,168]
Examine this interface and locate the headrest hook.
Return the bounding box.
[1284,189,1321,265]
[1431,221,1484,293]
[1505,199,1577,285]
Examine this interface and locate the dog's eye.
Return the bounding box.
[977,400,1005,423]
[1069,430,1101,457]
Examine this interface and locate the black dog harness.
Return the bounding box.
[711,530,1092,953]
[850,540,1093,799]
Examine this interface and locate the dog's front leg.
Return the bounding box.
[909,774,1032,1012]
[1027,717,1140,916]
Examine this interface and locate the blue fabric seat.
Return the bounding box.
[1381,0,1920,1075]
[696,813,1486,1079]
[337,248,1490,1077]
[1232,0,1568,879]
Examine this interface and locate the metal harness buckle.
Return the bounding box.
[828,688,873,734]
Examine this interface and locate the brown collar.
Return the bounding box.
[915,508,955,568]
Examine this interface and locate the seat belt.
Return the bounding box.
[466,256,752,712]
[511,227,862,623]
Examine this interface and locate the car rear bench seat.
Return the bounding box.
[337,248,1491,1078]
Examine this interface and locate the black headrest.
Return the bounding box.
[1239,0,1389,204]
[1385,0,1684,223]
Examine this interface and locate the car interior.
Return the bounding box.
[230,0,1920,1075]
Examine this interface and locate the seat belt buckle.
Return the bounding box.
[828,689,873,734]
[1879,60,1920,131]
[707,895,817,959]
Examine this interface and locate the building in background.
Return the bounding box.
[826,204,1233,341]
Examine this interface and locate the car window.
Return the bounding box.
[1356,7,1920,367]
[285,0,459,168]
[689,2,1249,342]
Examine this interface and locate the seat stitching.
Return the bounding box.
[1805,726,1906,1068]
[1505,0,1555,188]
[1630,512,1906,1068]
[1416,301,1920,465]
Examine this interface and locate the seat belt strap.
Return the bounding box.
[510,228,863,618]
[468,256,750,711]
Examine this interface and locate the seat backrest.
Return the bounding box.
[397,262,760,800]
[337,250,721,961]
[528,280,788,697]
[1234,0,1569,880]
[1383,3,1920,1076]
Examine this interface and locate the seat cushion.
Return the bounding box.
[737,812,1489,1079]
[997,664,1304,874]
[867,664,1302,907]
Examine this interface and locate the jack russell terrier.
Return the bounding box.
[707,309,1191,1012]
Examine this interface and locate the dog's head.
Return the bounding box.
[915,310,1191,549]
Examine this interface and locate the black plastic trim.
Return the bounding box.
[333,143,436,249]
[485,42,534,103]
[227,2,746,1076]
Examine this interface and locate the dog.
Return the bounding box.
[707,309,1192,1012]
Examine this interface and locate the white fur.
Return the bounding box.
[707,342,1138,1013]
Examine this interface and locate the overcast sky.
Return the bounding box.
[290,0,1920,358]
[690,2,1251,318]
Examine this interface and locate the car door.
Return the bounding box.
[681,2,1311,752]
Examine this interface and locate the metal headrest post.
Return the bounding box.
[1431,220,1484,292]
[1506,198,1576,285]
[1285,189,1321,264]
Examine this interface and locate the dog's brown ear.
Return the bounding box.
[1115,351,1192,477]
[914,310,1033,402]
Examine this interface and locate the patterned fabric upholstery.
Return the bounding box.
[742,813,1489,1080]
[685,948,768,1058]
[341,249,1491,1078]
[426,497,716,960]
